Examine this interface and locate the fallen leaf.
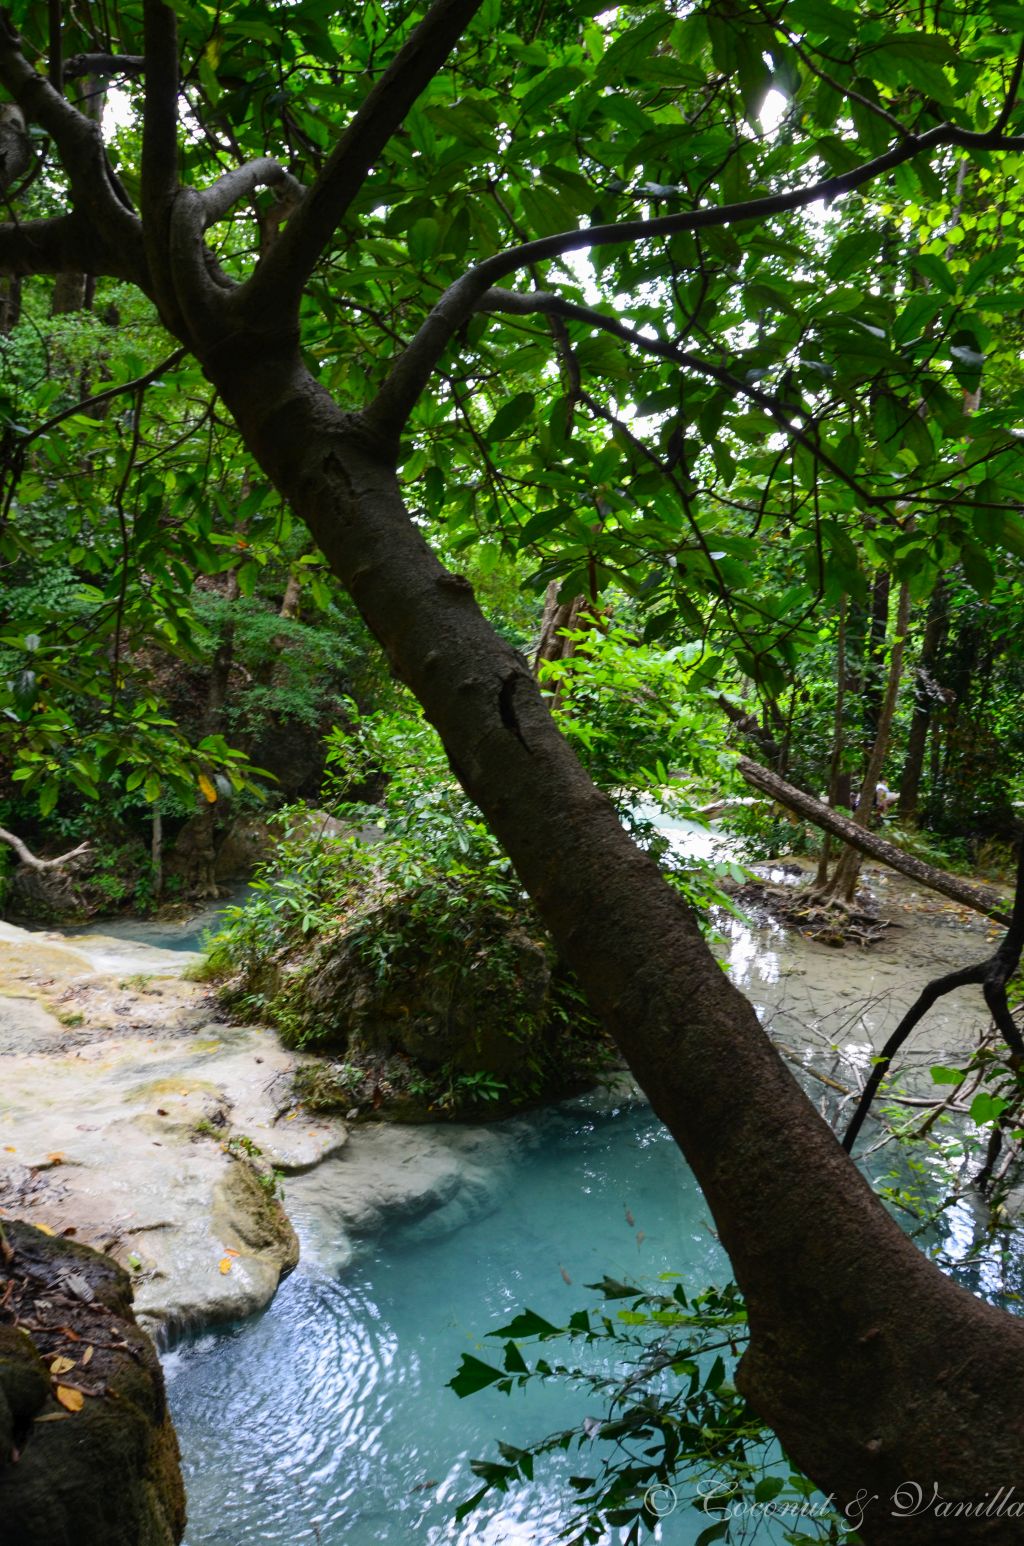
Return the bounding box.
[218,1257,232,1274]
[3,1145,15,1153]
[46,1152,64,1164]
[55,1386,84,1412]
[34,1223,56,1236]
[82,1346,94,1367]
[223,1248,239,1258]
[50,1356,76,1376]
[156,1108,168,1117]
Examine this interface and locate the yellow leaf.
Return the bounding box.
[198,774,217,804]
[82,1346,94,1366]
[3,1145,15,1152]
[218,1257,232,1274]
[46,1152,64,1165]
[50,1356,76,1376]
[34,1223,55,1236]
[55,1386,84,1412]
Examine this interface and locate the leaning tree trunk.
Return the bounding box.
[5,0,1024,1528]
[203,339,1024,1542]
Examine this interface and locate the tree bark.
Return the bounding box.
[4,2,1024,1526]
[200,342,1024,1538]
[824,581,911,903]
[816,597,848,888]
[737,756,1012,925]
[899,579,948,821]
[0,827,89,870]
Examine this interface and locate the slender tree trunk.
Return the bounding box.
[202,343,1024,1536]
[899,579,948,821]
[204,568,240,737]
[151,808,163,902]
[279,568,302,620]
[816,597,848,888]
[824,582,911,903]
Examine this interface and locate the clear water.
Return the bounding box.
[160,863,1023,1545]
[164,1102,742,1546]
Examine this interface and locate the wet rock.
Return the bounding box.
[0,920,347,1331]
[0,1220,185,1546]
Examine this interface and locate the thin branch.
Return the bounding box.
[239,0,485,321]
[17,347,187,446]
[361,120,1024,444]
[474,287,887,512]
[0,826,89,870]
[843,842,1024,1153]
[200,158,305,228]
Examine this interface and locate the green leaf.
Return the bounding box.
[931,1065,967,1085]
[490,1308,561,1338]
[447,1355,505,1398]
[485,393,536,442]
[969,1092,1009,1126]
[408,217,439,267]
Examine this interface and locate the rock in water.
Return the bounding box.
[0,1220,185,1546]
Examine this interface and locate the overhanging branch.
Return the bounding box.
[238,0,485,321]
[0,827,89,870]
[0,213,119,277]
[361,121,1024,444]
[64,52,146,81]
[474,287,886,510]
[0,9,139,249]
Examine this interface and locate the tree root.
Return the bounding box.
[732,879,893,948]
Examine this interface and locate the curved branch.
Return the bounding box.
[995,39,1024,133]
[0,827,89,870]
[17,347,186,444]
[841,961,987,1154]
[238,0,485,321]
[843,842,1024,1152]
[0,10,139,253]
[200,158,304,228]
[361,122,1024,444]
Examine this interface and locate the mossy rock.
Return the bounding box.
[0,1221,186,1546]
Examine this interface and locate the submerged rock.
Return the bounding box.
[0,1220,185,1546]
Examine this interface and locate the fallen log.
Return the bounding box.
[735,757,1013,927]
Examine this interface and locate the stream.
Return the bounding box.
[144,861,1021,1546]
[13,861,1019,1544]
